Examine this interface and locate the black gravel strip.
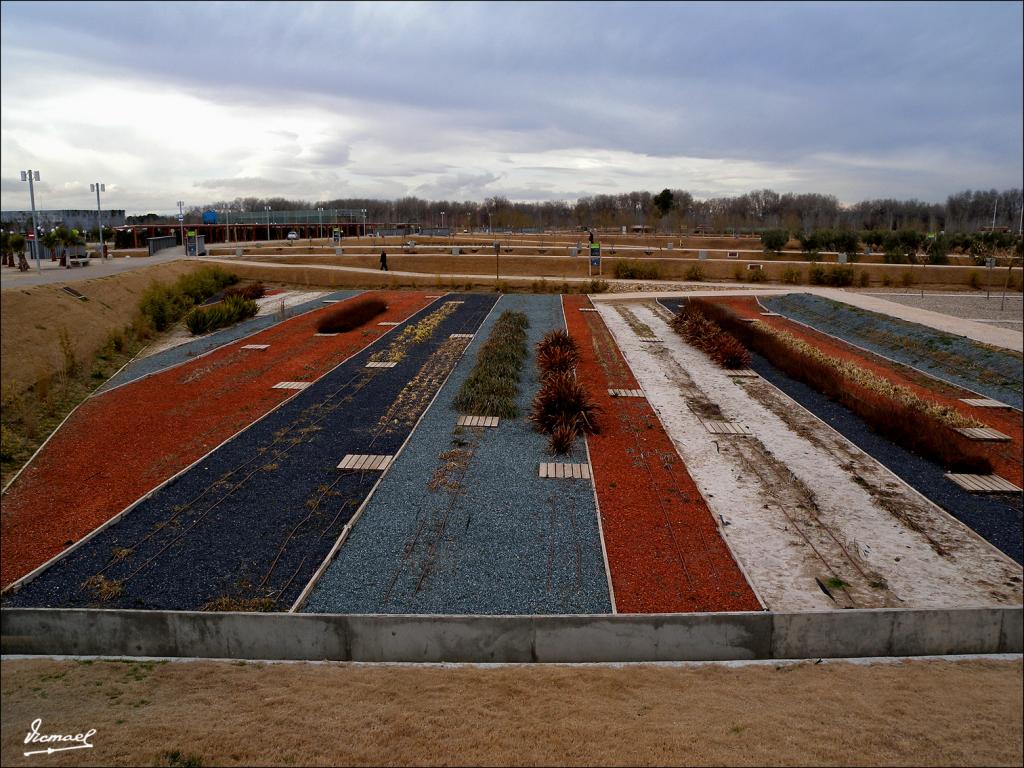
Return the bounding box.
[6,293,498,611]
[658,296,1022,563]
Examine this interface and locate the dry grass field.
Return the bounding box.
[1,657,1021,767]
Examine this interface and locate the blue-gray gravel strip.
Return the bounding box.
[95,290,362,395]
[761,293,1023,409]
[303,293,612,615]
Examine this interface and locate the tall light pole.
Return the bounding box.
[177,200,185,253]
[224,208,230,245]
[90,182,106,259]
[265,205,271,241]
[317,206,324,240]
[441,210,445,232]
[19,170,42,273]
[362,208,367,238]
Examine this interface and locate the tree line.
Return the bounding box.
[135,187,1024,236]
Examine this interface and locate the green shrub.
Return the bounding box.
[139,267,238,332]
[612,259,662,280]
[747,268,767,283]
[968,271,980,289]
[684,264,704,281]
[185,295,258,336]
[587,279,610,293]
[828,266,855,287]
[808,265,827,285]
[900,270,915,288]
[858,271,870,288]
[781,267,803,285]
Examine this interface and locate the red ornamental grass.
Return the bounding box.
[224,281,266,301]
[316,298,388,333]
[562,294,761,613]
[529,370,602,453]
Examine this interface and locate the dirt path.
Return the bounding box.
[1,656,1020,767]
[596,302,1022,610]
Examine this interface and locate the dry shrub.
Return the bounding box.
[316,297,387,333]
[687,298,991,473]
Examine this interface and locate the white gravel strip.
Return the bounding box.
[598,302,1023,611]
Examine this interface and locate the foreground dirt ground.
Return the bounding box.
[1,657,1020,766]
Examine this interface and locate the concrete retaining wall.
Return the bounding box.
[2,608,1020,662]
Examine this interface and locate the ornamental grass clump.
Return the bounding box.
[316,297,387,333]
[223,281,266,300]
[185,295,258,335]
[687,297,992,473]
[530,329,602,453]
[670,303,751,369]
[453,310,529,419]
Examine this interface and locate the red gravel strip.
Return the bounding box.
[563,295,761,614]
[713,296,1023,487]
[0,291,435,588]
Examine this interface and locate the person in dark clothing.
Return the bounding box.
[588,229,595,245]
[379,249,388,271]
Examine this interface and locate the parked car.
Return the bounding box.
[286,230,299,240]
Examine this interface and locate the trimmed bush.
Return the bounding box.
[684,264,705,281]
[782,266,803,285]
[612,259,662,280]
[316,298,387,333]
[452,311,529,419]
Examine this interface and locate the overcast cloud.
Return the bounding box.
[1,0,1021,215]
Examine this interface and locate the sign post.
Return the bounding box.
[589,243,601,277]
[985,257,995,299]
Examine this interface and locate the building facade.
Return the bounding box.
[1,209,127,231]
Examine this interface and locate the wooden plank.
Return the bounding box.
[581,463,591,479]
[960,398,1010,408]
[538,463,548,478]
[241,344,270,350]
[946,473,1022,493]
[726,368,758,377]
[366,361,398,368]
[378,321,399,326]
[955,427,1012,441]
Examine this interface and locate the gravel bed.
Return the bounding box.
[6,294,495,610]
[96,290,361,394]
[857,291,1023,326]
[761,293,1023,409]
[303,294,612,615]
[622,302,1020,608]
[1,291,431,589]
[568,296,761,613]
[660,295,1022,565]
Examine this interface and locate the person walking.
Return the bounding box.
[379,249,388,271]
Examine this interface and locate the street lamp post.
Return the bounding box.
[90,182,106,259]
[362,209,367,238]
[265,205,271,241]
[19,170,42,273]
[317,207,324,240]
[224,208,230,245]
[177,200,185,254]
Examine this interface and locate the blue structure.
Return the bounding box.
[202,210,218,224]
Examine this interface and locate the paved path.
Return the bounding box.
[199,257,1023,352]
[0,248,187,289]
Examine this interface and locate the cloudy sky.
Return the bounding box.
[1,1,1021,215]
